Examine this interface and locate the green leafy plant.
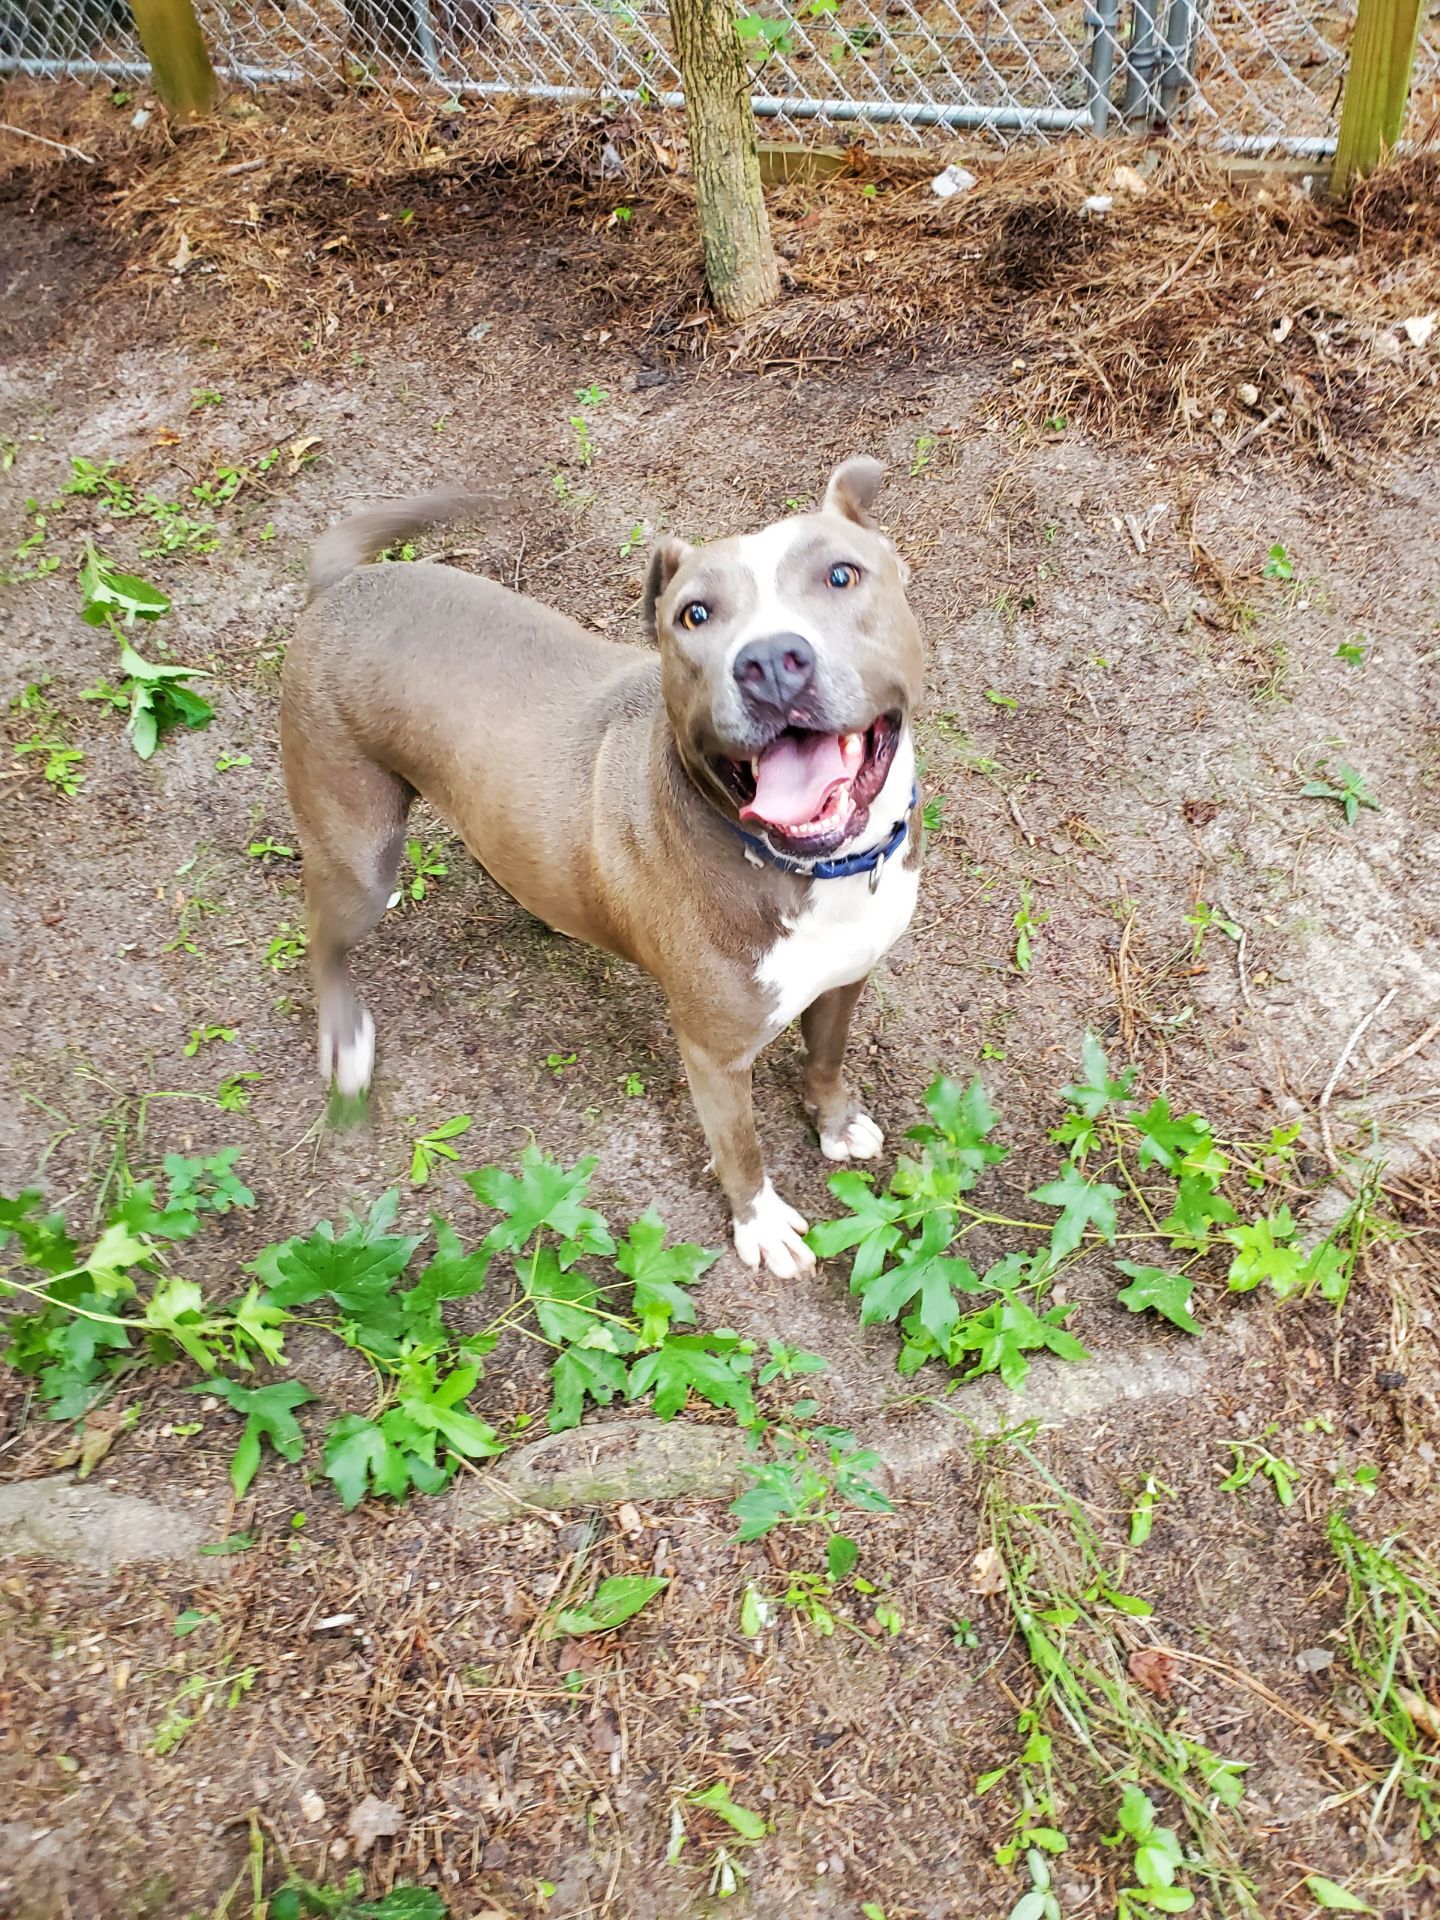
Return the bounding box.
[1301,762,1378,825]
[730,1420,890,1542]
[1012,883,1048,973]
[184,1024,235,1057]
[975,1432,1250,1915]
[1329,1516,1440,1839]
[264,922,308,972]
[1261,541,1293,581]
[552,1574,667,1636]
[1107,1784,1193,1916]
[409,1114,472,1187]
[404,838,447,901]
[1182,900,1240,961]
[1218,1437,1297,1508]
[77,553,214,758]
[271,1876,448,1919]
[688,1780,767,1841]
[13,731,85,796]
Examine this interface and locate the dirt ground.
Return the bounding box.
[2,90,1440,1920]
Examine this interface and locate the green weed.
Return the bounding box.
[1329,1516,1440,1840]
[77,553,215,758]
[974,1430,1253,1915]
[1301,761,1378,825]
[409,1113,473,1187]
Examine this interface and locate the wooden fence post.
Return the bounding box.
[129,0,219,119]
[1331,0,1423,193]
[666,0,780,322]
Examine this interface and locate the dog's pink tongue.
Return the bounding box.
[741,732,848,828]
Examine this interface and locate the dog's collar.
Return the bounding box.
[727,785,920,887]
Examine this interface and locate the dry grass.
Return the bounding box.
[4,81,1440,461]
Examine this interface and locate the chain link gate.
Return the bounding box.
[3,0,1438,152]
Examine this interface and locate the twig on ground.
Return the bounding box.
[0,121,96,163]
[1318,986,1399,1175]
[1354,1013,1440,1090]
[1164,1648,1377,1781]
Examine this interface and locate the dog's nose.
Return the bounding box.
[733,634,816,713]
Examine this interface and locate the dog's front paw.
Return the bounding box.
[821,1111,885,1162]
[320,1007,375,1098]
[733,1182,815,1279]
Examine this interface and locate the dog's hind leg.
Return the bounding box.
[283,732,412,1097]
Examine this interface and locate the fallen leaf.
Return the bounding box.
[299,1789,326,1824]
[1402,313,1435,349]
[1128,1646,1176,1700]
[588,1707,622,1755]
[169,232,193,274]
[1271,313,1293,344]
[287,434,322,475]
[346,1793,402,1856]
[1111,163,1149,196]
[1397,1685,1440,1743]
[615,1501,643,1537]
[1183,799,1220,827]
[970,1545,1006,1595]
[151,428,184,447]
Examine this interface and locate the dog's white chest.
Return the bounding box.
[756,842,919,1032]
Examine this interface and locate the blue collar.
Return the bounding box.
[727,785,919,884]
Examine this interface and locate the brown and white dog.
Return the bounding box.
[280,458,924,1276]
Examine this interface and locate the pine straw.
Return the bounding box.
[4,79,1440,462]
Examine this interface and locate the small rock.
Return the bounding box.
[930,164,977,199]
[1295,1647,1334,1674]
[1110,163,1149,196]
[1082,194,1113,216]
[132,107,151,130]
[1237,382,1260,407]
[300,1790,326,1823]
[466,320,493,342]
[1403,313,1435,348]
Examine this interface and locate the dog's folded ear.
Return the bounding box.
[643,535,691,634]
[822,456,887,529]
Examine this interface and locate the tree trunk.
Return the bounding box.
[1331,0,1423,193]
[666,0,780,323]
[130,0,219,119]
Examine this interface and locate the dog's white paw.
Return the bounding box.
[733,1182,815,1279]
[321,1008,375,1098]
[821,1111,885,1161]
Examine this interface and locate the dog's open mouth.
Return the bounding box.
[716,714,901,850]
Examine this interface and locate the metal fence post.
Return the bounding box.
[1158,0,1201,120]
[1122,0,1163,122]
[129,0,218,116]
[1332,0,1424,190]
[1085,0,1123,132]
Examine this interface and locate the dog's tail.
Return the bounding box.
[307,489,483,600]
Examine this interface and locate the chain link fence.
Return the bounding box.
[3,0,1438,150]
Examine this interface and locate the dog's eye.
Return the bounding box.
[679,602,710,631]
[827,563,861,590]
